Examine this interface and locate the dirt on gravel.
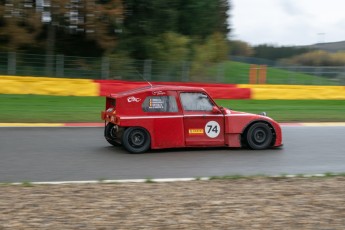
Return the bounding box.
[1,177,345,230]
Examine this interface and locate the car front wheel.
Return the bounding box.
[122,127,151,153]
[246,122,273,150]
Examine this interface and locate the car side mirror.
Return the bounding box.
[212,106,221,114]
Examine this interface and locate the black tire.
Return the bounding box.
[122,127,151,153]
[104,123,121,147]
[246,122,273,150]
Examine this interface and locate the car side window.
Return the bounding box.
[142,96,178,112]
[180,92,214,111]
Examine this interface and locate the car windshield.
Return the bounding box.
[180,92,213,111]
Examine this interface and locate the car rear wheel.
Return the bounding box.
[122,127,151,153]
[246,122,273,150]
[104,123,121,146]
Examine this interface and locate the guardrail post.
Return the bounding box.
[216,62,225,83]
[143,59,152,81]
[101,56,110,79]
[7,52,16,75]
[249,64,257,84]
[258,65,267,84]
[45,54,55,77]
[181,61,190,82]
[56,55,64,77]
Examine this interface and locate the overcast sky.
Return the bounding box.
[231,0,345,46]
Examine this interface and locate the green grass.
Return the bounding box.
[209,174,248,180]
[21,181,34,187]
[0,94,344,123]
[0,94,104,123]
[216,99,345,122]
[145,177,155,183]
[210,61,339,85]
[265,67,334,85]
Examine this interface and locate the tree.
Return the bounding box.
[281,50,345,66]
[153,32,190,62]
[119,0,231,60]
[1,0,232,60]
[191,32,229,78]
[229,40,253,56]
[0,0,42,51]
[253,44,310,61]
[178,0,230,38]
[0,0,124,55]
[119,0,180,59]
[41,0,123,56]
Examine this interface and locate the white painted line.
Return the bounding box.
[4,173,345,186]
[301,122,345,127]
[284,174,297,178]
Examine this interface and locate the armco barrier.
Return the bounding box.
[239,84,345,100]
[0,76,250,99]
[0,76,98,96]
[1,76,344,99]
[95,80,251,99]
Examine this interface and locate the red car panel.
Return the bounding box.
[101,85,283,153]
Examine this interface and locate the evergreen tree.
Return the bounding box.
[178,0,230,38]
[119,0,231,60]
[1,0,231,60]
[0,0,123,55]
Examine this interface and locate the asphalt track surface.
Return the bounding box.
[0,126,345,183]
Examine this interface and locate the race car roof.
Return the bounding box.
[108,85,207,98]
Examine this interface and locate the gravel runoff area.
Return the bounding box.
[1,177,345,229]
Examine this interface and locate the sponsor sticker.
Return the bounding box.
[152,91,166,95]
[189,129,204,135]
[149,98,164,109]
[127,96,141,103]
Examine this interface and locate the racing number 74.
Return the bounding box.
[207,125,218,134]
[205,121,220,138]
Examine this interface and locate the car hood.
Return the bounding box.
[224,108,273,120]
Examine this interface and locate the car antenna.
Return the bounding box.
[136,70,152,87]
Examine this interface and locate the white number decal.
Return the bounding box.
[205,121,220,138]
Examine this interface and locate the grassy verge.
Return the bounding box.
[0,94,104,123]
[0,94,344,123]
[216,99,345,122]
[210,61,338,85]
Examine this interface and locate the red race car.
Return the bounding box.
[101,85,283,153]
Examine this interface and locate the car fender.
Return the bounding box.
[224,112,282,147]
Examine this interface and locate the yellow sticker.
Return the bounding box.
[189,129,204,134]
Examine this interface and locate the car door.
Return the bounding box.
[141,90,185,149]
[180,92,225,147]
